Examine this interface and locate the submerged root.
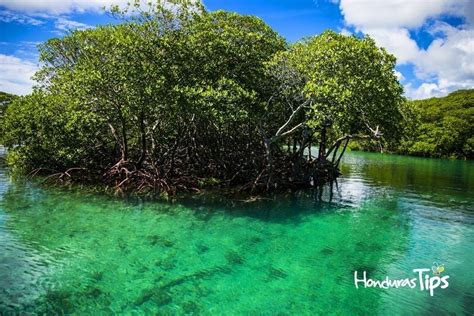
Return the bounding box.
[41,168,88,184]
[31,155,342,196]
[239,157,340,193]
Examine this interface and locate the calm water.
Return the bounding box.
[0,151,473,315]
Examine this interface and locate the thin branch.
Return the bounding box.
[275,99,310,137]
[278,122,303,138]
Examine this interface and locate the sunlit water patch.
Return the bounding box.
[0,151,473,314]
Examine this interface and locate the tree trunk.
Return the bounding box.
[331,141,340,163]
[264,138,274,190]
[120,117,128,162]
[318,126,327,160]
[136,112,147,168]
[107,121,125,162]
[335,138,349,168]
[308,135,312,161]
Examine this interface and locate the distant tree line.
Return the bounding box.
[0,0,405,194]
[353,89,473,159]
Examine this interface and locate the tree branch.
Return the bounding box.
[275,99,309,137]
[278,122,303,138]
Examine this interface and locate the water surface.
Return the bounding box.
[1,151,473,314]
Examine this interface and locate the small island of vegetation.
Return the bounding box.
[0,0,451,195]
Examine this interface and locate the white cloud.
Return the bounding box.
[0,54,37,95]
[0,10,91,33]
[338,0,460,29]
[363,27,421,64]
[0,0,128,14]
[336,0,474,99]
[0,0,201,16]
[403,80,473,100]
[339,28,352,36]
[394,70,404,82]
[404,82,442,100]
[54,17,91,31]
[416,24,474,83]
[0,9,44,25]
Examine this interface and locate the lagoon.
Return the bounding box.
[0,151,473,314]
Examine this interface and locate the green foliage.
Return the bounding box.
[283,31,404,137]
[398,89,474,159]
[267,30,405,161]
[2,1,287,189]
[2,92,104,172]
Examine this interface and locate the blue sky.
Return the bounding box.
[0,0,473,99]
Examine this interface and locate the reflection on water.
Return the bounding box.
[0,151,473,314]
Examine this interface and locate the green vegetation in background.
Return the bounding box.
[0,0,405,193]
[401,89,473,159]
[352,89,473,159]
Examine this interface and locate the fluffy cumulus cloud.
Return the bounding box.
[339,0,459,29]
[362,27,420,64]
[0,54,37,95]
[334,0,474,99]
[418,23,474,81]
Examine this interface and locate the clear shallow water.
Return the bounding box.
[0,151,473,315]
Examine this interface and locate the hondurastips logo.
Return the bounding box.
[354,262,449,296]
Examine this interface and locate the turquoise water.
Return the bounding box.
[0,151,473,314]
